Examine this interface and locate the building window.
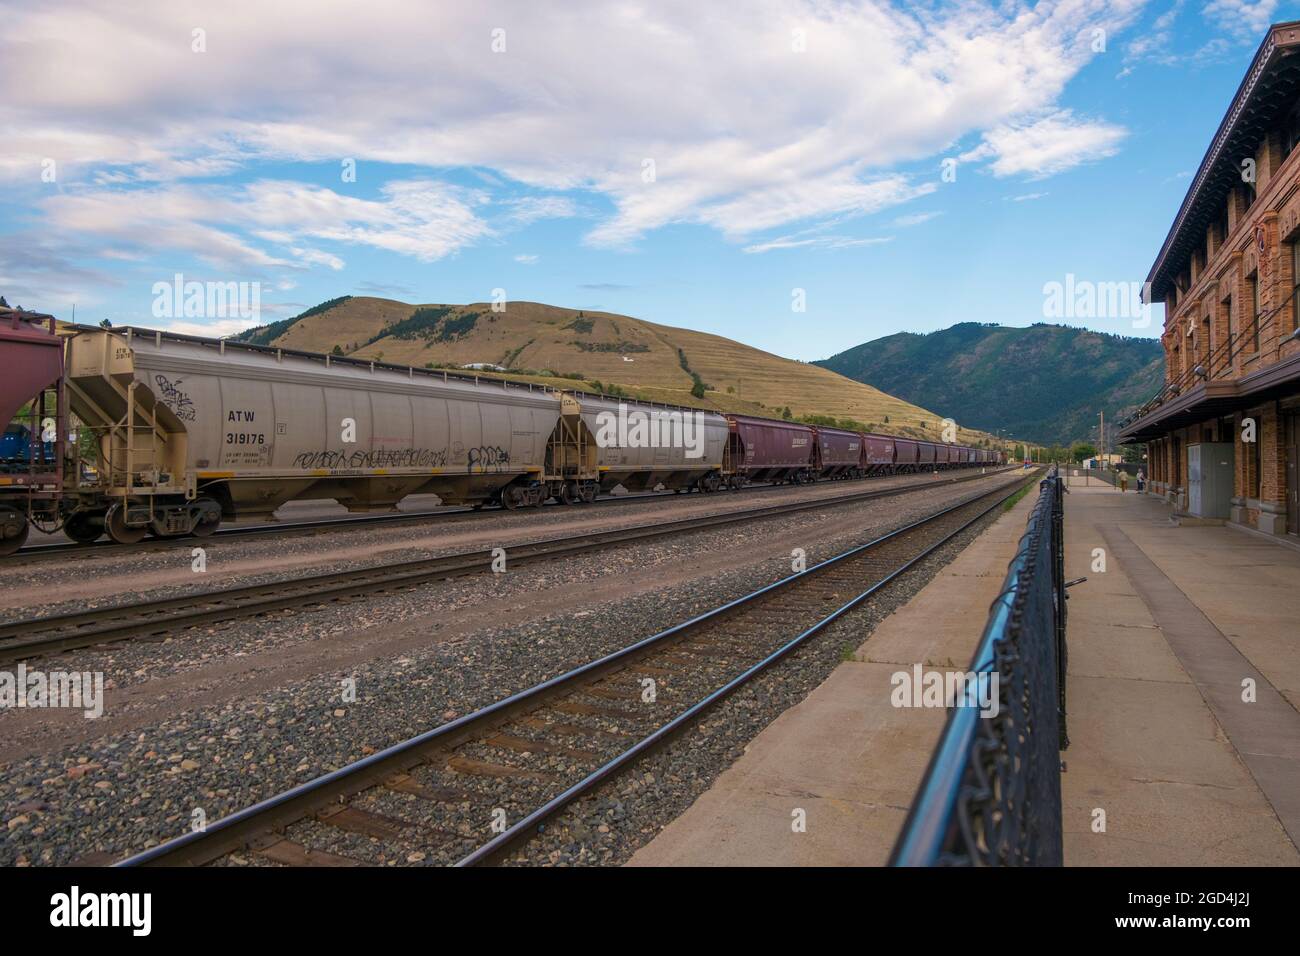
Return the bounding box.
[1292,240,1300,333]
[1252,427,1262,498]
[1249,271,1260,354]
[1218,296,1231,375]
[1285,105,1300,160]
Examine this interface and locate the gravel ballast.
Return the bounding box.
[0,472,1032,866]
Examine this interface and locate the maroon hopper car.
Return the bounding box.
[812,426,862,479]
[862,433,895,475]
[725,415,815,483]
[893,438,920,472]
[916,441,937,466]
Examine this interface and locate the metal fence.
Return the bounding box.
[890,468,1069,866]
[1065,465,1143,488]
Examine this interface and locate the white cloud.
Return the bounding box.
[514,254,539,264]
[289,248,345,271]
[743,235,893,254]
[0,0,1142,254]
[37,179,492,273]
[960,110,1126,179]
[1203,0,1278,40]
[504,197,577,226]
[1008,192,1050,201]
[1123,0,1184,69]
[893,211,943,227]
[164,318,262,338]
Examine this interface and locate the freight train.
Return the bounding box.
[0,309,1005,555]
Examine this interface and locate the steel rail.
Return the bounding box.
[456,475,1036,866]
[112,472,1035,868]
[0,469,1009,663]
[10,485,706,562]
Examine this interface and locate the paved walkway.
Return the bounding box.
[1061,481,1299,865]
[629,477,1300,867]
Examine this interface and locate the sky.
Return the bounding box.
[0,0,1294,362]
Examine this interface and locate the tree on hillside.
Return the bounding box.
[1071,442,1097,463]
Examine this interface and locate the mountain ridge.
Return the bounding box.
[814,321,1163,446]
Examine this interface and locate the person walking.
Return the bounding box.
[1136,468,1146,493]
[1119,470,1129,493]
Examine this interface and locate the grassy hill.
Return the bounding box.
[235,297,1013,448]
[815,322,1164,446]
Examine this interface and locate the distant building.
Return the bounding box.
[1119,21,1300,539]
[1083,453,1123,469]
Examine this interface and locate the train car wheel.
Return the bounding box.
[63,511,103,544]
[191,514,221,538]
[558,483,575,505]
[0,506,29,557]
[190,498,222,538]
[105,504,147,545]
[191,517,219,538]
[501,487,520,511]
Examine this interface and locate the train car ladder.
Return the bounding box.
[546,393,595,480]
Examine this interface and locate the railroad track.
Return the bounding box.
[112,472,1038,868]
[11,468,1015,564]
[0,468,1017,664]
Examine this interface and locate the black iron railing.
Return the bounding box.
[890,468,1069,866]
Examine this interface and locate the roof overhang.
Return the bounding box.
[1146,21,1300,303]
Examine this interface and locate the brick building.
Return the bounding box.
[1119,21,1300,540]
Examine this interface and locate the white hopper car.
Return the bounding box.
[28,324,728,545]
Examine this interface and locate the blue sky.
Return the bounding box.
[0,0,1294,361]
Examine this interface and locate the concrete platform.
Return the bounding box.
[629,477,1300,867]
[629,488,1041,866]
[1061,482,1299,865]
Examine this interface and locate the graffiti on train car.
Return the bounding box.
[293,448,451,470]
[466,445,511,473]
[153,375,196,422]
